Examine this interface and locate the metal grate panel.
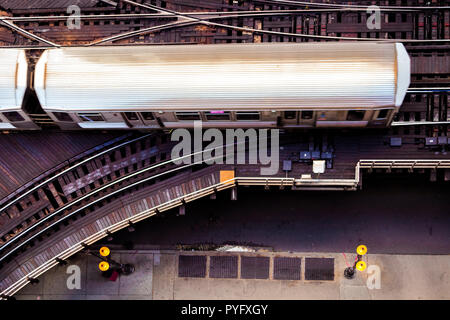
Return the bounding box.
[305,258,334,281]
[178,255,206,278]
[209,256,238,278]
[273,257,302,280]
[241,256,270,279]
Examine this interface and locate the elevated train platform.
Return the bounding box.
[0,129,448,298]
[11,248,450,300]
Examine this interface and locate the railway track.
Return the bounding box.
[392,87,448,139]
[0,1,448,126]
[1,1,449,44]
[0,0,449,299]
[1,127,449,297]
[0,130,261,268]
[0,132,175,264]
[1,1,448,81]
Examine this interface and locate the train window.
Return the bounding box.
[376,109,389,119]
[175,112,200,120]
[3,112,25,122]
[53,112,73,122]
[284,111,296,120]
[205,111,230,121]
[77,113,104,122]
[388,13,396,23]
[124,112,139,121]
[236,112,260,121]
[347,111,365,121]
[301,111,313,120]
[141,112,154,120]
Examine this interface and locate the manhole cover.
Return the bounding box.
[241,256,270,279]
[273,257,301,280]
[305,258,334,281]
[209,256,238,278]
[178,255,206,278]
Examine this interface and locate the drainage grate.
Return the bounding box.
[273,257,302,280]
[241,256,270,279]
[178,255,206,278]
[305,258,334,281]
[209,256,238,278]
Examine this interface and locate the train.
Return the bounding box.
[0,42,410,131]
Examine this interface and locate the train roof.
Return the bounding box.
[35,42,410,112]
[0,49,27,112]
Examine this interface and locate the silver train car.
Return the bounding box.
[0,49,39,130]
[2,42,411,130]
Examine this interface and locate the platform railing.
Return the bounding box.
[359,159,450,170]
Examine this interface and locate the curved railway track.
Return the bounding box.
[0,0,449,299]
[0,132,172,259]
[0,132,262,267]
[0,164,233,298]
[0,132,267,297]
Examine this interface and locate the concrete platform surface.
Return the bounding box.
[14,250,450,300]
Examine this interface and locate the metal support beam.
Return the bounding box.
[0,20,60,47]
[127,221,135,232]
[179,205,185,216]
[231,187,237,201]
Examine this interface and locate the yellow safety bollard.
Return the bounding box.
[99,261,110,272]
[356,260,367,272]
[99,246,110,257]
[356,245,367,256]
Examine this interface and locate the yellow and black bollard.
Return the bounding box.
[344,245,367,279]
[88,245,135,276]
[99,261,110,272]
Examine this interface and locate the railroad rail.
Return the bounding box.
[1,156,449,298]
[0,0,449,299]
[393,88,448,135]
[0,133,134,208]
[0,169,234,298]
[1,1,449,45]
[0,1,447,85]
[0,133,174,255]
[0,1,448,134]
[0,133,266,266]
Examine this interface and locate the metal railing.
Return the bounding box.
[359,159,450,169]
